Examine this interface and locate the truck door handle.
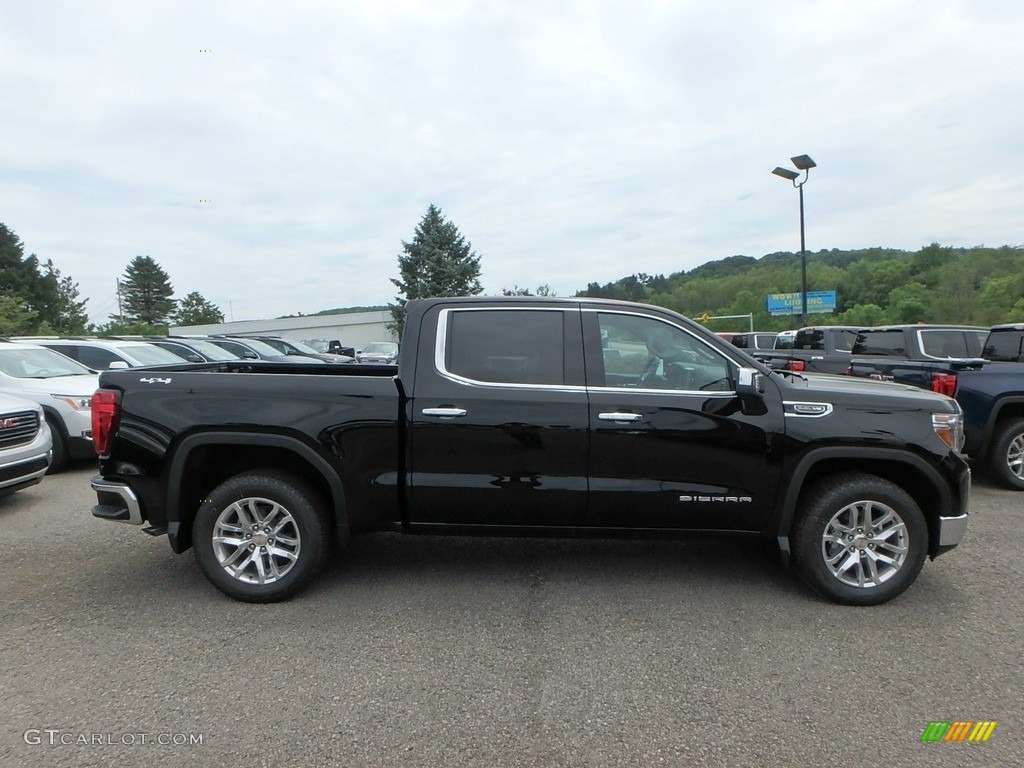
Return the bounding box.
[422,407,467,418]
[598,412,643,423]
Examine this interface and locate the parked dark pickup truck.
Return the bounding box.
[755,326,859,374]
[848,324,1023,489]
[90,297,970,605]
[846,325,988,393]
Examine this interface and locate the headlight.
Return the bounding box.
[932,412,964,452]
[51,394,92,411]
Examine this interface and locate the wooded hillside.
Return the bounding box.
[576,244,1024,331]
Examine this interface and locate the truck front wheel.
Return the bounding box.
[792,473,927,606]
[988,418,1024,490]
[193,471,331,602]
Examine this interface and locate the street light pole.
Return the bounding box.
[772,154,817,327]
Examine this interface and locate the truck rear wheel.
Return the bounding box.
[193,471,331,602]
[988,418,1024,490]
[792,473,927,606]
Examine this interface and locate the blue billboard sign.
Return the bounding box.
[766,291,837,316]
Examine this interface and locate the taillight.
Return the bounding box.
[931,373,957,397]
[91,388,120,455]
[790,360,806,372]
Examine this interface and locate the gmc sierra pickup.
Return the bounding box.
[847,324,1023,489]
[754,326,859,374]
[846,324,988,392]
[90,297,970,605]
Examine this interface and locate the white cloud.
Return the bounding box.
[1,0,1022,323]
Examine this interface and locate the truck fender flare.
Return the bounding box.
[978,395,1024,459]
[165,432,348,551]
[772,447,955,566]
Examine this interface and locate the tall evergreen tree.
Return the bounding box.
[0,222,89,333]
[119,256,176,326]
[389,204,482,337]
[41,259,88,334]
[172,291,225,326]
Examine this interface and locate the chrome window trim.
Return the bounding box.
[432,305,741,396]
[434,306,585,392]
[584,307,739,396]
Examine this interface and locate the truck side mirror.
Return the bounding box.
[108,361,130,370]
[734,367,767,416]
[735,367,763,397]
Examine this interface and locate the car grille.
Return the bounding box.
[0,411,40,449]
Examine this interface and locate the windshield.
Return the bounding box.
[0,347,94,378]
[221,338,285,357]
[363,342,398,354]
[284,339,321,355]
[169,341,238,361]
[118,343,186,365]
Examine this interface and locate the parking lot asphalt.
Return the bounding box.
[1,463,1021,767]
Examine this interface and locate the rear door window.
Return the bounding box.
[444,309,565,386]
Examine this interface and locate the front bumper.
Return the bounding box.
[0,418,52,493]
[934,464,971,557]
[938,513,968,547]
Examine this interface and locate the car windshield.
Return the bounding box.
[177,342,238,361]
[221,338,284,357]
[117,343,186,365]
[284,339,321,355]
[0,347,94,378]
[363,342,398,354]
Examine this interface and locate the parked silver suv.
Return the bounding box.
[0,392,52,494]
[0,342,97,472]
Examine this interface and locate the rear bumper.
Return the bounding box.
[91,476,144,525]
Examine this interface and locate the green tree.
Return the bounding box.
[0,295,38,334]
[887,282,932,324]
[0,222,63,332]
[835,303,889,327]
[91,318,167,336]
[172,291,225,326]
[390,204,482,337]
[40,259,88,334]
[119,256,175,326]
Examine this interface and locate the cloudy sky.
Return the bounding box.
[2,0,1022,324]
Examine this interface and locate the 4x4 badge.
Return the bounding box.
[139,377,172,384]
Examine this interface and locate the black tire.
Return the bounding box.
[792,473,927,606]
[45,415,68,474]
[192,470,332,602]
[987,418,1024,490]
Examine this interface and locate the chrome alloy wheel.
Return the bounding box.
[821,500,909,588]
[211,497,301,585]
[1006,432,1024,481]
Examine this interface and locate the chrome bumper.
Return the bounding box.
[938,513,968,547]
[91,476,143,525]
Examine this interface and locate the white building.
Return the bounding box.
[170,310,396,353]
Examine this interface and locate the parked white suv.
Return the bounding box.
[0,342,98,472]
[15,338,183,369]
[0,392,52,494]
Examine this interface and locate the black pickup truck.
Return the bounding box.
[89,297,970,606]
[846,324,1023,489]
[947,325,1024,489]
[755,326,859,374]
[846,325,988,393]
